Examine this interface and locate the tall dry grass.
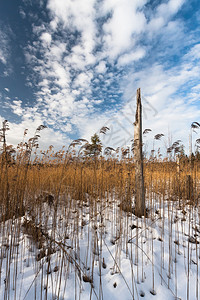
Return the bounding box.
[0,126,200,299]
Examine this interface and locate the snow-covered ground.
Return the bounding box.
[0,196,199,300]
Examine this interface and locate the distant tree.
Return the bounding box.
[84,133,102,158]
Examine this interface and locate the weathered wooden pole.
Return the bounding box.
[134,88,145,217]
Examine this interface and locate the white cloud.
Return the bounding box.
[185,43,200,60]
[0,112,70,154]
[118,48,146,66]
[22,0,148,139]
[10,100,24,116]
[4,88,10,92]
[32,24,46,35]
[63,123,72,132]
[47,0,97,63]
[19,7,26,19]
[0,28,10,65]
[49,42,66,61]
[0,116,70,151]
[51,61,70,88]
[148,0,185,33]
[192,84,200,91]
[148,16,165,32]
[102,0,147,59]
[40,32,52,46]
[17,0,198,153]
[0,51,7,65]
[49,18,58,31]
[72,89,80,96]
[120,52,200,153]
[158,0,185,17]
[73,72,93,89]
[95,61,107,73]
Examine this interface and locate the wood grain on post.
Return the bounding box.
[134,88,145,217]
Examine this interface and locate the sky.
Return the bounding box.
[0,0,200,155]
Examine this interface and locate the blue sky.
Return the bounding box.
[0,0,200,154]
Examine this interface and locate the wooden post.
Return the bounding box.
[134,88,145,217]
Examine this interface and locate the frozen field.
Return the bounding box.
[0,195,199,300]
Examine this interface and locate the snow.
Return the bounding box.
[0,197,199,300]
